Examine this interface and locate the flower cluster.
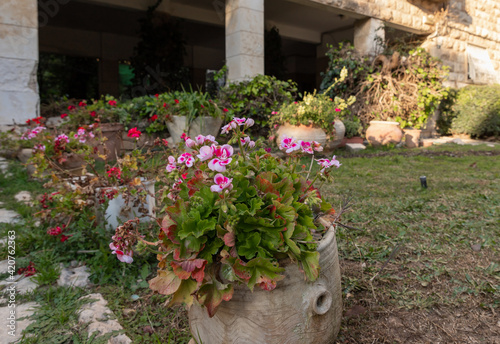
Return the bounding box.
[279,136,323,154]
[221,117,254,134]
[127,127,142,139]
[74,127,95,143]
[26,117,44,125]
[107,167,122,180]
[109,219,140,263]
[47,224,70,242]
[21,126,46,140]
[18,262,36,277]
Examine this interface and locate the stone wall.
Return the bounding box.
[304,0,500,87]
[0,0,39,126]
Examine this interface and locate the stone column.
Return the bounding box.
[0,0,39,126]
[353,18,384,57]
[225,0,264,82]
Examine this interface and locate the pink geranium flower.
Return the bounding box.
[312,141,323,152]
[241,136,255,148]
[197,145,214,161]
[316,156,341,172]
[177,153,195,167]
[210,173,233,193]
[207,145,233,172]
[109,243,133,263]
[279,136,300,153]
[166,156,177,172]
[299,140,314,154]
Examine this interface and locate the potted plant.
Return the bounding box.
[110,117,345,343]
[60,96,131,161]
[142,90,224,145]
[340,117,364,147]
[270,67,355,149]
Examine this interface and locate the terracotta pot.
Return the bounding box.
[276,123,327,145]
[167,116,224,145]
[188,219,342,344]
[366,121,403,147]
[404,129,422,148]
[98,123,124,161]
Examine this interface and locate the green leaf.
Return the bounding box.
[244,257,285,291]
[300,250,320,281]
[178,218,216,239]
[168,279,198,306]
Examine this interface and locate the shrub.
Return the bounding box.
[217,75,298,136]
[450,85,500,138]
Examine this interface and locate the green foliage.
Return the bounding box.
[270,67,355,131]
[450,85,500,138]
[343,117,363,138]
[32,251,61,286]
[217,75,298,135]
[436,88,458,135]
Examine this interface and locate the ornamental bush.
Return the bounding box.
[450,85,500,138]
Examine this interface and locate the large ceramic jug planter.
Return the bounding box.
[366,121,403,147]
[188,220,342,344]
[167,116,223,145]
[276,124,327,145]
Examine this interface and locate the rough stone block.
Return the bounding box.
[0,90,39,125]
[226,31,264,58]
[225,6,264,34]
[226,0,263,13]
[0,0,38,28]
[0,302,38,343]
[58,265,91,288]
[227,54,264,82]
[0,57,37,93]
[346,143,366,152]
[0,23,37,60]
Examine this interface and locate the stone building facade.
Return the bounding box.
[0,0,499,125]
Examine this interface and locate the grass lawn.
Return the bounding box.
[1,142,498,343]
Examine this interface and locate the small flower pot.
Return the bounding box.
[188,219,342,344]
[339,136,364,148]
[404,129,422,148]
[167,116,223,145]
[366,121,403,147]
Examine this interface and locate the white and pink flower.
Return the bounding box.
[109,243,133,264]
[241,136,255,148]
[316,156,341,172]
[177,153,195,167]
[197,145,215,161]
[166,156,177,172]
[55,134,69,144]
[185,138,197,148]
[299,140,314,154]
[312,141,323,152]
[279,136,300,153]
[244,118,255,128]
[210,173,233,193]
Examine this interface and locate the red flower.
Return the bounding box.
[223,108,229,113]
[60,113,68,119]
[79,101,87,107]
[68,105,76,111]
[60,235,70,242]
[335,108,341,112]
[155,93,159,98]
[108,100,117,106]
[149,114,158,122]
[162,139,169,147]
[174,99,179,104]
[201,105,205,108]
[26,119,31,124]
[107,167,122,179]
[127,127,142,139]
[90,111,96,117]
[18,262,36,277]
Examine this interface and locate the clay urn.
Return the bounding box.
[366,121,403,147]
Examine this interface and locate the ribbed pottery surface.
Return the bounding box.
[188,224,342,344]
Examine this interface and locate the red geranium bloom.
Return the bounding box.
[60,113,68,119]
[68,105,76,111]
[127,127,142,139]
[155,93,159,98]
[79,101,87,107]
[149,114,158,122]
[174,99,179,104]
[60,235,70,242]
[108,100,117,106]
[223,108,229,113]
[90,111,97,117]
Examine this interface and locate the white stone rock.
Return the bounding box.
[0,302,38,343]
[14,191,32,205]
[346,143,367,152]
[0,209,20,223]
[0,59,37,93]
[78,293,132,344]
[0,260,10,274]
[58,266,90,288]
[451,138,465,145]
[0,24,38,61]
[45,116,64,127]
[0,89,39,126]
[0,276,37,295]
